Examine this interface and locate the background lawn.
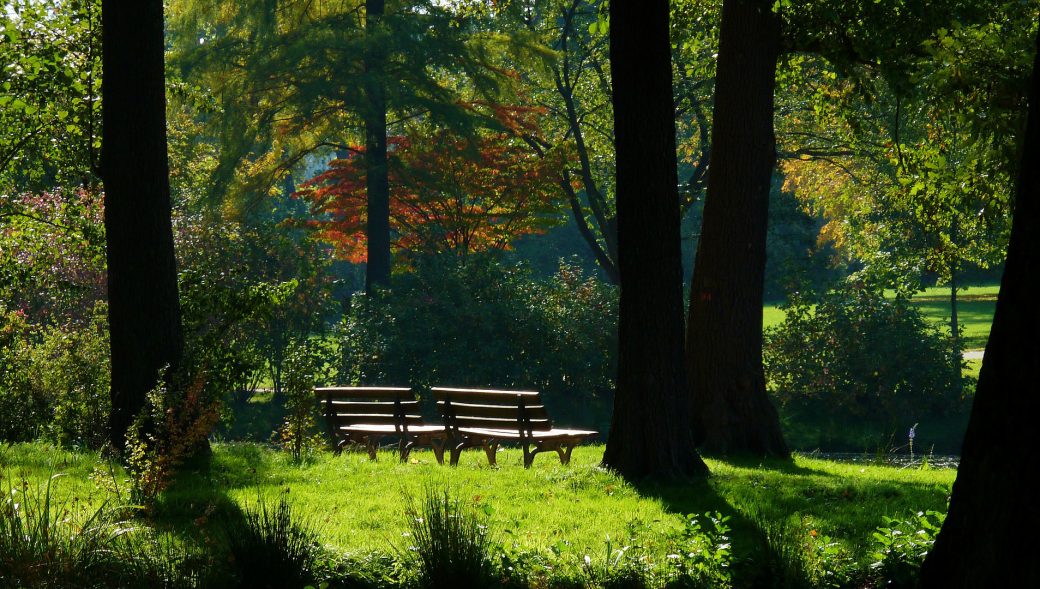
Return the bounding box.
[764,284,997,352]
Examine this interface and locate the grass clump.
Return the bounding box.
[0,474,126,588]
[402,488,498,589]
[224,493,322,589]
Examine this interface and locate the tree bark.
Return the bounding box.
[601,0,709,479]
[101,0,184,452]
[685,0,788,457]
[917,22,1040,589]
[365,0,391,293]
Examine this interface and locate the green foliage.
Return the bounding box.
[868,511,944,589]
[224,494,322,589]
[0,303,109,448]
[275,340,326,462]
[764,283,967,442]
[30,302,110,448]
[0,307,47,442]
[0,0,101,192]
[401,488,498,589]
[338,257,615,428]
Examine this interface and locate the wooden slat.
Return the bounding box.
[431,387,541,404]
[458,427,596,440]
[315,387,413,401]
[436,401,549,420]
[329,414,424,427]
[328,400,419,415]
[444,416,552,431]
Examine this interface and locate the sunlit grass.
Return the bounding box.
[1,441,955,574]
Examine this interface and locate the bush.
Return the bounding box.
[32,303,111,449]
[0,303,110,448]
[763,283,967,447]
[274,340,326,462]
[338,256,616,429]
[868,511,944,589]
[0,308,48,442]
[125,373,221,507]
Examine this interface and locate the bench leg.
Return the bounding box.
[366,436,379,460]
[400,438,412,462]
[449,443,466,467]
[555,443,575,465]
[482,441,499,466]
[523,444,536,468]
[431,438,445,465]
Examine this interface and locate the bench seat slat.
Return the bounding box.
[340,424,445,434]
[457,427,597,440]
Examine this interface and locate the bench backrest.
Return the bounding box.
[315,386,423,432]
[431,387,552,436]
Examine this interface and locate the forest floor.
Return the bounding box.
[1,441,955,581]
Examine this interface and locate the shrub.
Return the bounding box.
[32,303,111,449]
[274,340,325,462]
[0,308,48,442]
[125,373,221,507]
[0,303,110,448]
[868,511,944,589]
[338,256,616,429]
[224,494,322,589]
[764,283,966,446]
[401,488,498,589]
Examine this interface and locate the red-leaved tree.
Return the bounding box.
[295,122,567,263]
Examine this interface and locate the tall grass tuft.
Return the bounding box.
[224,493,322,589]
[0,474,130,588]
[402,488,498,589]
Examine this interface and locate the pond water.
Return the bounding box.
[802,452,960,469]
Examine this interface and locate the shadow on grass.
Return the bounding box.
[630,472,775,588]
[148,448,252,546]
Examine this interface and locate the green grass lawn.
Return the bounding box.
[1,441,955,584]
[764,284,997,351]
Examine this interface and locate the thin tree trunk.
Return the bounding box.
[601,0,709,479]
[365,0,391,293]
[685,0,788,457]
[917,23,1040,588]
[101,0,184,452]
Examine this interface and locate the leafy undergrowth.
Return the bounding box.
[1,442,955,588]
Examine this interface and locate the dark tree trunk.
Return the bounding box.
[365,0,391,293]
[684,0,788,457]
[101,0,184,452]
[917,23,1040,589]
[601,0,709,479]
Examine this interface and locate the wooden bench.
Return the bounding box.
[432,387,597,468]
[316,386,447,463]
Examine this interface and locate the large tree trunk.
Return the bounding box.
[101,0,184,452]
[364,0,391,293]
[601,0,709,479]
[684,0,788,457]
[917,23,1040,588]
